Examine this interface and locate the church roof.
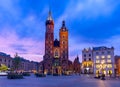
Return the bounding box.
[46,10,54,25]
[47,10,53,21]
[54,39,60,47]
[60,20,68,31]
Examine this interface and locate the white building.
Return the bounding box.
[81,46,115,76]
[93,46,115,76]
[81,48,94,74]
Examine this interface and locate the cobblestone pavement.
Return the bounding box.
[0,74,120,87]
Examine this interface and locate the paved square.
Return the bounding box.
[0,75,120,87]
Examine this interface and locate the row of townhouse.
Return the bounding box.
[81,46,115,77]
[0,52,39,72]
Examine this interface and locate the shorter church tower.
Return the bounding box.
[59,21,69,72]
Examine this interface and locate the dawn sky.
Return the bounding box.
[0,0,120,62]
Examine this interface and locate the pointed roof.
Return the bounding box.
[54,39,60,47]
[47,10,53,21]
[60,20,68,31]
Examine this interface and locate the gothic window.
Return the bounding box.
[55,50,59,58]
[62,41,65,44]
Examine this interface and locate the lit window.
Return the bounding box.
[107,64,112,68]
[96,56,99,59]
[96,60,100,63]
[108,70,112,74]
[101,60,105,63]
[107,55,111,58]
[96,65,100,68]
[102,64,106,69]
[101,56,105,58]
[107,59,111,63]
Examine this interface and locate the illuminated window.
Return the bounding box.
[101,56,105,58]
[108,70,112,74]
[96,60,100,63]
[107,64,112,68]
[107,55,111,58]
[102,64,106,69]
[107,59,111,63]
[96,65,100,68]
[96,56,99,59]
[101,60,105,63]
[96,70,100,74]
[86,48,89,51]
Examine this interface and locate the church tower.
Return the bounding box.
[45,10,54,59]
[59,21,69,71]
[43,10,54,74]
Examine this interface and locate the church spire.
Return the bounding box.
[61,20,67,31]
[47,9,53,21]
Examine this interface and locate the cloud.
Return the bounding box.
[0,0,120,63]
[0,29,44,62]
[69,34,120,62]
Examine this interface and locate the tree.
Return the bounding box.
[12,53,21,71]
[0,64,8,72]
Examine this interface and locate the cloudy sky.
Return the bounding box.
[0,0,120,62]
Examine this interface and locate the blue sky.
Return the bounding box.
[0,0,120,62]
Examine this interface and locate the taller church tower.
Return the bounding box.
[45,11,54,59]
[43,10,54,74]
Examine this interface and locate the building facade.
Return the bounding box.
[93,46,115,76]
[115,56,120,76]
[73,56,81,74]
[0,52,13,69]
[42,10,70,75]
[81,46,115,76]
[81,48,94,74]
